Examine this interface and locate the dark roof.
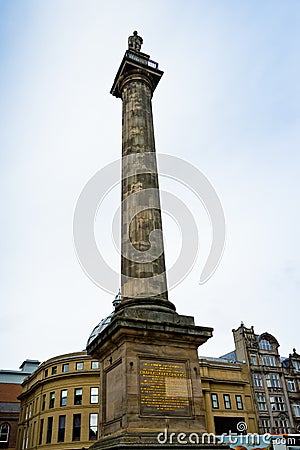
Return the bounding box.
[0,402,20,413]
[219,350,237,362]
[86,312,114,347]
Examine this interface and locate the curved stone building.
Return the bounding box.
[17,351,100,450]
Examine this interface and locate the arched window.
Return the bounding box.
[259,339,272,350]
[0,423,9,443]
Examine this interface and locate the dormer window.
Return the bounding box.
[259,339,272,350]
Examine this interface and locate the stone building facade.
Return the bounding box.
[199,357,257,435]
[282,349,300,432]
[221,323,300,434]
[16,352,100,450]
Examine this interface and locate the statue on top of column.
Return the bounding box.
[128,31,143,52]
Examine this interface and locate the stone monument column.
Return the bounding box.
[111,30,170,309]
[87,33,221,450]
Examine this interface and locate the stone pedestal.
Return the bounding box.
[87,305,214,449]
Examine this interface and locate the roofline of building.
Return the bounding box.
[20,350,96,387]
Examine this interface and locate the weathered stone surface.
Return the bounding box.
[87,305,213,445]
[120,76,168,301]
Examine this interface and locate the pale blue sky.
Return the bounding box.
[1,0,300,369]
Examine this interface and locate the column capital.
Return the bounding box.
[110,50,163,98]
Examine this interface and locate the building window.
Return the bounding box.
[91,361,99,369]
[38,419,44,445]
[253,373,263,387]
[90,387,99,404]
[277,397,285,411]
[269,356,276,366]
[0,423,9,443]
[259,339,272,350]
[271,373,280,387]
[72,414,81,441]
[282,419,289,433]
[276,396,285,411]
[62,363,69,373]
[89,413,98,440]
[288,379,296,391]
[51,366,57,375]
[250,355,257,365]
[274,419,289,434]
[293,360,300,371]
[262,356,276,367]
[266,373,280,388]
[211,394,219,409]
[60,390,68,407]
[257,393,267,411]
[74,388,82,405]
[261,419,270,432]
[49,392,55,409]
[42,394,46,411]
[21,429,25,449]
[270,396,285,411]
[235,395,243,410]
[76,362,84,370]
[293,403,300,417]
[223,394,231,409]
[44,369,48,378]
[32,421,36,447]
[57,415,66,442]
[22,428,27,449]
[46,417,53,444]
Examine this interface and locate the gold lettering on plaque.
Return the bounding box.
[139,360,191,416]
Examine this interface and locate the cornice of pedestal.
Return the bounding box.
[86,306,214,360]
